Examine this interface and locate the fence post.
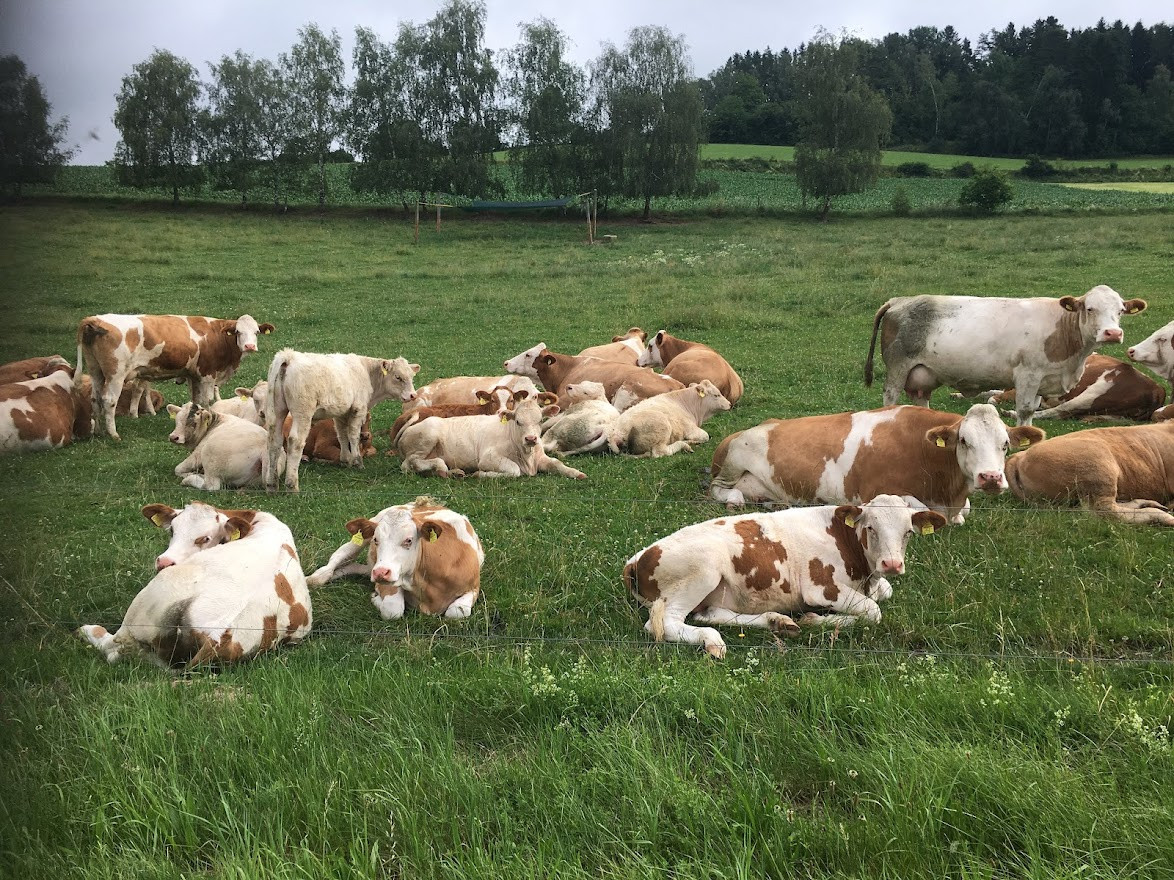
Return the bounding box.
[414,201,420,245]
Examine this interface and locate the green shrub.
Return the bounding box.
[959,169,1013,213]
[950,161,976,178]
[891,184,912,216]
[896,161,934,177]
[1021,155,1057,178]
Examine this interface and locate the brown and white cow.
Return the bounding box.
[1006,421,1174,526]
[397,391,586,479]
[607,380,731,457]
[709,404,1045,524]
[307,497,484,619]
[637,330,744,405]
[864,286,1147,425]
[504,344,684,406]
[77,504,311,668]
[76,313,274,439]
[1128,318,1174,421]
[977,354,1166,421]
[578,327,648,364]
[624,494,946,657]
[404,374,537,412]
[0,369,92,454]
[0,355,71,384]
[141,501,249,570]
[263,349,419,492]
[388,386,514,450]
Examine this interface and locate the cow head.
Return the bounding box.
[503,343,546,379]
[565,381,608,405]
[637,330,669,367]
[836,495,947,577]
[347,507,446,588]
[142,501,248,571]
[925,404,1045,494]
[612,327,647,344]
[501,396,558,447]
[1059,285,1146,346]
[690,379,732,416]
[167,402,215,446]
[377,357,420,402]
[1127,319,1174,382]
[229,314,273,354]
[234,380,269,423]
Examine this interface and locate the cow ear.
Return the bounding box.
[142,504,177,528]
[542,404,561,418]
[475,390,492,405]
[539,354,556,366]
[925,425,956,450]
[259,323,275,334]
[611,334,624,342]
[1059,296,1080,312]
[409,363,421,375]
[1007,426,1046,450]
[911,510,948,535]
[1123,298,1147,315]
[834,505,863,527]
[223,516,252,542]
[345,518,378,542]
[537,391,559,407]
[632,327,647,341]
[655,330,666,343]
[420,521,444,543]
[512,389,531,402]
[224,323,236,335]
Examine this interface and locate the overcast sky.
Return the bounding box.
[1,1,1170,164]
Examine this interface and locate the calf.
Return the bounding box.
[389,386,511,449]
[578,327,647,364]
[263,349,419,492]
[542,381,619,456]
[504,344,683,405]
[77,504,311,668]
[141,501,252,570]
[607,380,731,458]
[624,495,946,657]
[76,374,163,418]
[76,313,274,439]
[864,285,1147,425]
[307,497,483,619]
[0,355,71,384]
[638,330,744,405]
[1006,421,1174,526]
[212,381,267,425]
[1128,319,1174,421]
[405,374,536,411]
[287,414,377,463]
[0,370,92,454]
[709,404,1044,524]
[398,392,586,479]
[167,402,267,490]
[979,354,1166,421]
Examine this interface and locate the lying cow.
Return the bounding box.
[709,404,1044,524]
[608,380,731,458]
[624,494,947,657]
[212,381,267,425]
[75,374,164,418]
[264,349,419,492]
[638,330,744,405]
[167,402,267,490]
[1006,421,1174,526]
[578,327,647,364]
[398,391,586,479]
[287,414,377,463]
[76,313,274,439]
[504,344,683,406]
[0,369,92,454]
[404,374,536,412]
[542,381,619,456]
[864,285,1147,425]
[389,386,513,450]
[1129,319,1174,421]
[0,355,71,384]
[307,497,483,619]
[77,503,310,667]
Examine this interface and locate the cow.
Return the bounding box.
[263,349,419,492]
[75,374,164,418]
[0,355,71,384]
[76,313,274,439]
[504,344,684,406]
[307,497,484,620]
[607,380,731,458]
[388,386,513,450]
[542,381,620,456]
[637,330,744,405]
[397,391,586,479]
[578,327,648,364]
[623,495,947,658]
[167,402,268,490]
[1128,319,1174,421]
[1006,421,1174,526]
[0,369,92,455]
[708,404,1045,524]
[77,503,311,668]
[404,374,537,412]
[212,381,267,425]
[141,500,252,570]
[864,285,1148,425]
[288,414,377,463]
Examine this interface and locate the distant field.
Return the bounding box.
[1060,182,1174,193]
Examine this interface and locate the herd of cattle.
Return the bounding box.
[3,283,1173,664]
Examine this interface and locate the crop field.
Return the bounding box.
[1061,182,1174,194]
[1,203,1173,878]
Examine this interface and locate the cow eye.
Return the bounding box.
[402,538,413,548]
[959,437,968,447]
[195,536,209,546]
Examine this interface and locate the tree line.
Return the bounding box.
[704,17,1174,157]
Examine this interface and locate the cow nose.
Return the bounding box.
[1127,347,1136,359]
[978,471,1007,493]
[168,435,181,444]
[524,435,538,445]
[404,391,417,401]
[880,559,904,574]
[1102,329,1123,343]
[156,557,174,571]
[371,566,391,583]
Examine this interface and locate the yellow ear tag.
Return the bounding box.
[429,531,437,543]
[151,514,165,527]
[921,524,935,536]
[935,437,946,448]
[844,515,856,528]
[351,532,364,546]
[479,398,489,406]
[381,366,389,376]
[262,328,271,334]
[501,414,508,423]
[1019,437,1030,448]
[169,410,177,421]
[238,393,248,401]
[697,387,705,397]
[228,528,241,541]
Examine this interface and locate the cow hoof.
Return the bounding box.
[704,642,727,659]
[448,469,466,479]
[766,613,802,636]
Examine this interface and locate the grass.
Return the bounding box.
[1,203,1172,878]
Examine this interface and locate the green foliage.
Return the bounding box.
[960,168,1014,213]
[950,161,976,178]
[1022,155,1058,178]
[203,51,269,206]
[895,161,934,177]
[890,184,912,215]
[0,55,73,195]
[113,49,204,206]
[283,24,345,209]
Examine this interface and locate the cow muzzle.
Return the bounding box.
[524,435,539,446]
[977,471,1007,494]
[168,433,183,445]
[371,566,400,584]
[243,343,257,352]
[878,559,904,575]
[156,557,175,571]
[1099,329,1124,344]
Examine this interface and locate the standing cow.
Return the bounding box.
[624,495,946,657]
[864,286,1147,425]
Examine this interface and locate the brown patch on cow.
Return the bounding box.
[259,615,279,651]
[216,630,245,662]
[714,519,726,526]
[91,625,108,638]
[142,316,199,372]
[124,326,141,352]
[881,316,898,352]
[766,414,848,499]
[731,520,788,592]
[1043,309,1083,363]
[274,572,295,604]
[281,543,298,561]
[197,319,246,378]
[374,583,400,599]
[826,518,871,582]
[808,558,839,601]
[9,381,76,447]
[274,572,310,634]
[628,544,663,602]
[408,520,482,615]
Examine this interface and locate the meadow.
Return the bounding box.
[1,202,1172,879]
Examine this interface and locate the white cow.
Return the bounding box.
[211,380,267,425]
[167,402,268,490]
[607,380,731,457]
[1128,319,1174,421]
[541,381,619,456]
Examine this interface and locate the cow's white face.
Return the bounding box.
[506,398,556,447]
[351,508,428,588]
[928,404,1044,494]
[840,495,946,577]
[232,314,272,353]
[378,357,420,402]
[166,402,213,446]
[693,379,731,414]
[1128,320,1174,381]
[637,330,668,368]
[143,502,237,571]
[1065,285,1146,346]
[503,343,546,379]
[565,381,607,404]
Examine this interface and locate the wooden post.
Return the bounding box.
[436,203,441,233]
[586,196,593,244]
[414,201,420,245]
[592,190,598,238]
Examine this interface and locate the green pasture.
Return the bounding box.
[1,203,1172,878]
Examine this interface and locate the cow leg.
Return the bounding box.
[1012,377,1043,426]
[282,416,312,492]
[401,453,451,477]
[76,624,122,662]
[882,365,907,407]
[802,582,883,626]
[371,587,406,620]
[338,412,365,469]
[306,541,368,587]
[649,439,695,458]
[475,455,523,478]
[181,473,219,491]
[535,452,586,479]
[1088,495,1174,527]
[684,427,710,445]
[690,607,802,636]
[192,378,218,407]
[100,372,129,440]
[263,408,288,491]
[444,591,478,619]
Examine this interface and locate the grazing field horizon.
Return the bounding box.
[1,202,1171,878]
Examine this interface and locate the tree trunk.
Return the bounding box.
[641,194,652,222]
[318,155,326,209]
[820,195,831,222]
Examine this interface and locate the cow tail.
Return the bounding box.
[648,597,667,643]
[606,422,626,455]
[75,319,106,391]
[864,300,894,387]
[265,350,291,427]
